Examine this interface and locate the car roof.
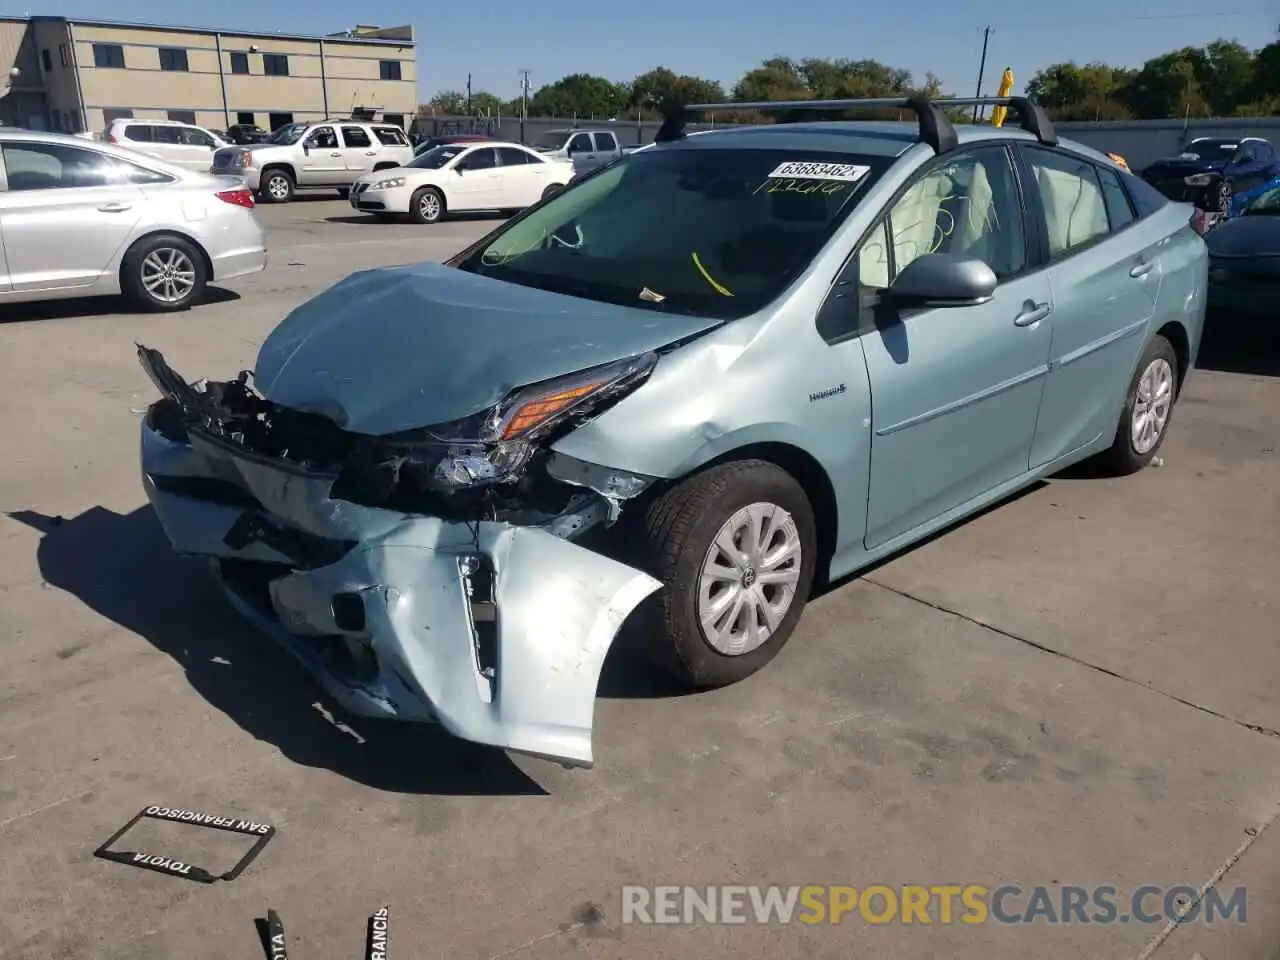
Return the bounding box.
[113,118,194,127]
[0,128,200,175]
[653,120,1115,165]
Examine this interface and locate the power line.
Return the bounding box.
[996,7,1274,30]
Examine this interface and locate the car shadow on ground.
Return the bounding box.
[1196,313,1280,378]
[324,211,509,227]
[0,287,241,325]
[7,505,547,796]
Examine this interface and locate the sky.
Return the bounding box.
[14,0,1279,103]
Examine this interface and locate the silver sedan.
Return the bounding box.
[0,129,266,312]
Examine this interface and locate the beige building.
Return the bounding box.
[1,16,416,134]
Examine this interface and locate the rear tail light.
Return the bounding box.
[215,188,255,209]
[106,133,118,144]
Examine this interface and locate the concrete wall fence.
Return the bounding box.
[414,113,1280,171]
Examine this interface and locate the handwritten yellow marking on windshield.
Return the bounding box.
[752,178,849,197]
[692,252,734,297]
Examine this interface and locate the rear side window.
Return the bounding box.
[373,126,408,146]
[1096,165,1136,231]
[593,132,618,152]
[497,147,533,166]
[1023,147,1110,258]
[1121,172,1170,219]
[124,124,154,143]
[152,126,182,144]
[341,126,372,148]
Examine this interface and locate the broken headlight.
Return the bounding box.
[376,352,658,492]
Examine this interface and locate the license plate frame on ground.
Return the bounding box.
[94,805,276,883]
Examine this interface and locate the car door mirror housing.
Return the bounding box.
[887,254,998,307]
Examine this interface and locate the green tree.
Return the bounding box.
[1026,62,1136,119]
[629,67,726,116]
[427,90,467,114]
[426,89,503,115]
[1200,39,1256,116]
[527,73,629,118]
[732,57,809,102]
[1122,47,1211,119]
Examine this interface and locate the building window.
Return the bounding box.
[92,43,124,68]
[236,111,255,126]
[159,48,189,72]
[262,54,289,77]
[103,108,134,125]
[267,112,293,130]
[41,49,52,71]
[382,113,404,131]
[230,51,249,74]
[167,110,197,124]
[59,44,69,67]
[379,60,402,81]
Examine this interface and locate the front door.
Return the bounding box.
[859,145,1054,549]
[0,140,143,292]
[566,131,597,173]
[1020,146,1162,468]
[298,125,345,185]
[339,125,378,177]
[0,219,11,292]
[449,147,503,210]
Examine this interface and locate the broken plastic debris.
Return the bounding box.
[1151,456,1165,468]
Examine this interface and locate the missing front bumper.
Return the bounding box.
[140,411,661,768]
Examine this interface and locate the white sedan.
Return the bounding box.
[349,141,575,224]
[0,129,266,312]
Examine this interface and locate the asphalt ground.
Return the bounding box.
[0,197,1277,960]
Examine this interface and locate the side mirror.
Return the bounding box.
[886,253,997,307]
[302,141,312,153]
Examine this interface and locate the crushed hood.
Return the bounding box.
[253,262,722,435]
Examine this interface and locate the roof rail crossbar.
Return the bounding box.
[654,95,1055,154]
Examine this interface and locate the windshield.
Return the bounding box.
[1243,184,1280,215]
[265,123,307,145]
[455,147,891,320]
[408,145,465,170]
[535,131,572,150]
[1182,139,1239,161]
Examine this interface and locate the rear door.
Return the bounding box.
[495,146,544,206]
[0,140,144,292]
[1019,146,1164,468]
[592,131,619,159]
[177,125,219,171]
[340,125,379,177]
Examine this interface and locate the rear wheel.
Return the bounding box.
[121,234,208,312]
[259,168,294,203]
[1097,334,1180,476]
[410,186,445,224]
[541,183,565,201]
[638,460,817,688]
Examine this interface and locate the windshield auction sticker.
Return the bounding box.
[766,161,871,182]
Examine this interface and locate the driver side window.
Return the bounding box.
[458,148,496,171]
[308,126,337,149]
[857,147,1026,293]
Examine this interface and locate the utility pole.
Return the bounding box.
[465,73,472,116]
[972,25,992,123]
[518,69,530,144]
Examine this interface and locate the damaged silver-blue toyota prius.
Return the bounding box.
[138,96,1207,768]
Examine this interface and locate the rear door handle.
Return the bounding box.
[365,151,377,156]
[1130,260,1153,279]
[329,152,342,157]
[97,202,132,212]
[1013,302,1051,327]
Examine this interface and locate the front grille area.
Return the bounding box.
[356,200,386,210]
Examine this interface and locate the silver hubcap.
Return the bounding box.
[1131,357,1174,455]
[697,502,803,656]
[268,176,290,199]
[419,192,439,219]
[141,248,197,304]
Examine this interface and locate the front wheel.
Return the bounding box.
[1097,334,1180,476]
[638,460,818,688]
[120,234,208,312]
[409,186,445,224]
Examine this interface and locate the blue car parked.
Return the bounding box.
[1140,137,1279,209]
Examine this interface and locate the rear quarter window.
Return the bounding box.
[1120,171,1170,219]
[373,126,409,146]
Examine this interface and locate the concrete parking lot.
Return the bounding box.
[1,198,1278,960]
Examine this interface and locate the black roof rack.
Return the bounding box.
[654,96,1056,155]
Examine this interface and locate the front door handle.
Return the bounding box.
[97,201,132,212]
[365,150,377,156]
[1013,301,1051,327]
[1129,260,1153,279]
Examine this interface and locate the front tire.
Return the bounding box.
[121,234,208,312]
[638,460,817,688]
[258,168,294,203]
[1098,334,1180,476]
[410,186,445,224]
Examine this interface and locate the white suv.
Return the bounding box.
[211,119,416,203]
[105,120,229,172]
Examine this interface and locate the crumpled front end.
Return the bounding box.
[137,346,662,768]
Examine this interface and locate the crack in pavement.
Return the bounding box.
[864,578,1280,740]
